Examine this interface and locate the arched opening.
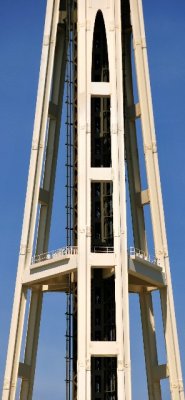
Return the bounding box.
[91,11,109,82]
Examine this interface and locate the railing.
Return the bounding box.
[31,246,78,264]
[93,246,114,253]
[31,245,159,266]
[129,247,159,265]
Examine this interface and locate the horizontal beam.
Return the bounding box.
[90,82,111,96]
[128,283,157,293]
[153,364,169,382]
[136,189,150,206]
[89,252,115,267]
[39,188,49,205]
[22,255,77,286]
[18,362,31,379]
[42,282,69,292]
[90,167,113,182]
[128,257,165,287]
[128,102,141,120]
[48,101,59,119]
[89,341,118,356]
[22,248,165,289]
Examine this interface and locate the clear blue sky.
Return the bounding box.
[0,1,185,399]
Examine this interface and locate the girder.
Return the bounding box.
[2,0,184,399]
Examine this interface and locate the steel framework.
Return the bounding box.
[2,0,184,399]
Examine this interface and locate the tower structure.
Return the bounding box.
[2,0,184,399]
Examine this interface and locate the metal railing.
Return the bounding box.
[31,246,78,264]
[129,247,159,265]
[93,246,114,253]
[31,245,159,266]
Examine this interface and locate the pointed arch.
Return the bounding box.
[91,10,109,82]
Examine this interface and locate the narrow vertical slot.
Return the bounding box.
[129,293,148,398]
[91,182,113,251]
[91,96,111,168]
[33,293,66,397]
[91,357,117,399]
[91,268,116,341]
[152,290,167,365]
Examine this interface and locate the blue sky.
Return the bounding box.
[0,1,185,399]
